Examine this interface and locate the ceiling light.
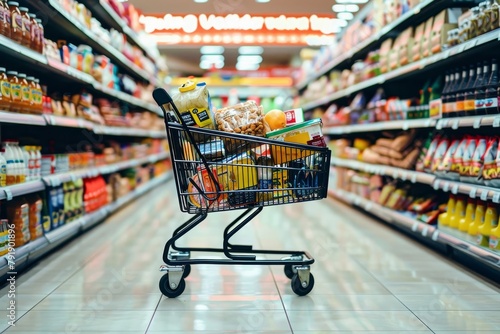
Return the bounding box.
[256,0,270,3]
[332,4,359,12]
[336,0,368,3]
[201,55,224,62]
[237,55,263,63]
[338,12,354,20]
[200,46,224,54]
[236,63,260,71]
[194,0,208,3]
[238,46,264,55]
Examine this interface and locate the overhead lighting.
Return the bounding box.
[338,12,354,20]
[238,46,264,55]
[200,45,224,54]
[336,0,368,3]
[237,55,263,63]
[194,0,208,3]
[201,54,224,62]
[332,4,359,12]
[236,62,260,71]
[256,0,270,3]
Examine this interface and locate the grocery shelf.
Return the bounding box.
[296,0,483,91]
[0,34,47,66]
[0,171,173,278]
[0,181,46,201]
[330,157,435,185]
[43,151,170,186]
[43,114,95,129]
[329,188,500,270]
[0,111,46,126]
[80,0,159,65]
[93,125,165,138]
[301,28,499,111]
[324,118,437,135]
[30,0,152,83]
[432,178,500,204]
[93,83,160,115]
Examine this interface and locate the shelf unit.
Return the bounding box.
[329,187,500,270]
[302,28,498,111]
[323,114,500,135]
[0,171,172,278]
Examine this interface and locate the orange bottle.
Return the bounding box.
[19,6,29,47]
[7,70,21,111]
[7,1,22,44]
[17,72,29,113]
[0,67,11,111]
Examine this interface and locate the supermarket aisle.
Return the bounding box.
[1,181,500,333]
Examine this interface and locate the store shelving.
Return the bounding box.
[32,0,153,83]
[296,0,482,91]
[0,171,172,278]
[302,28,498,111]
[0,111,47,127]
[329,187,500,269]
[80,0,159,65]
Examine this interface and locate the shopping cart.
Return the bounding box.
[153,88,331,297]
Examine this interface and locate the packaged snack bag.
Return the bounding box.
[459,137,478,182]
[431,137,450,174]
[450,137,469,180]
[483,137,498,187]
[437,139,460,179]
[469,137,488,184]
[423,135,441,172]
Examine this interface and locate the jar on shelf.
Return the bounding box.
[19,6,30,48]
[7,70,21,111]
[35,18,43,53]
[29,13,38,51]
[0,67,11,111]
[0,0,7,37]
[7,1,22,44]
[17,72,29,113]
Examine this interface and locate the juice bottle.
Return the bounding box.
[32,78,42,113]
[438,195,456,227]
[0,67,11,111]
[26,76,37,113]
[21,145,30,182]
[27,194,42,241]
[492,0,500,31]
[449,196,466,230]
[0,147,6,187]
[18,73,29,113]
[485,59,499,114]
[441,71,451,117]
[57,185,65,226]
[456,65,472,116]
[448,70,461,117]
[2,0,10,39]
[463,65,478,116]
[14,141,25,183]
[489,215,500,251]
[19,6,29,48]
[3,141,15,185]
[7,70,20,111]
[28,13,37,50]
[7,1,22,44]
[0,0,7,37]
[477,203,498,247]
[459,199,477,233]
[35,18,43,53]
[467,62,483,116]
[468,201,486,244]
[474,61,490,116]
[483,1,492,34]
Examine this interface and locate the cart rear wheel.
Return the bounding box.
[291,273,314,296]
[183,264,191,278]
[284,264,295,279]
[159,273,186,298]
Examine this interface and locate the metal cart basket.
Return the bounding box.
[153,88,331,297]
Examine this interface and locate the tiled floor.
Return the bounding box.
[1,181,499,333]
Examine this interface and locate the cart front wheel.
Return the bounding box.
[284,264,295,279]
[291,273,314,296]
[159,273,186,298]
[183,264,191,278]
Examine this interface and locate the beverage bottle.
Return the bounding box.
[459,199,477,234]
[57,185,64,226]
[441,71,451,117]
[492,0,500,31]
[22,145,30,182]
[448,70,461,117]
[35,146,41,180]
[485,59,499,114]
[27,145,35,181]
[490,215,500,251]
[429,76,443,118]
[2,0,10,39]
[474,60,490,116]
[464,63,480,116]
[18,73,29,113]
[468,201,486,244]
[19,6,30,48]
[13,141,25,183]
[0,147,6,187]
[7,70,21,112]
[449,196,466,230]
[3,141,15,185]
[455,66,469,117]
[0,67,11,111]
[0,0,7,37]
[438,195,456,227]
[477,203,498,246]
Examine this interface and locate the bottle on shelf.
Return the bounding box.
[429,76,443,118]
[0,67,11,111]
[477,203,498,247]
[468,201,486,244]
[485,58,498,114]
[474,60,490,116]
[0,0,7,37]
[441,71,452,117]
[2,0,10,39]
[3,140,15,185]
[455,66,469,117]
[28,13,37,50]
[19,6,30,48]
[490,214,500,251]
[0,146,6,187]
[459,199,477,234]
[464,63,480,116]
[447,69,461,118]
[438,195,457,227]
[449,196,466,230]
[7,70,21,112]
[22,145,30,182]
[35,18,43,54]
[13,140,25,183]
[7,1,22,44]
[18,73,30,113]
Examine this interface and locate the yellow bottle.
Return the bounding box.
[449,196,466,230]
[468,202,486,244]
[489,216,500,252]
[438,195,456,227]
[477,203,498,247]
[458,199,476,234]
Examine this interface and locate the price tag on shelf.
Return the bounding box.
[422,226,429,237]
[451,184,459,194]
[480,191,489,201]
[425,119,433,127]
[377,75,386,85]
[442,50,451,59]
[401,172,407,181]
[70,174,77,182]
[469,187,478,198]
[451,119,460,130]
[365,202,373,212]
[411,173,417,183]
[464,39,478,50]
[433,180,440,190]
[473,118,482,129]
[443,182,450,192]
[432,230,440,241]
[494,117,500,128]
[354,197,361,206]
[412,222,419,232]
[458,44,466,53]
[436,120,444,130]
[3,188,13,201]
[402,121,409,130]
[392,170,399,179]
[493,192,500,203]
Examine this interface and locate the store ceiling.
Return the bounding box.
[126,0,364,76]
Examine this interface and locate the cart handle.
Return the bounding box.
[153,87,221,199]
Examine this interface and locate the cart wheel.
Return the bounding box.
[284,264,295,279]
[183,264,191,278]
[159,273,186,298]
[291,273,314,296]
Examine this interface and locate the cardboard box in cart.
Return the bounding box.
[266,119,326,164]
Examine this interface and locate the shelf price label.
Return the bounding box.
[493,192,500,203]
[473,118,482,129]
[412,222,419,232]
[411,173,417,183]
[436,120,444,130]
[443,182,450,192]
[493,117,500,127]
[451,119,460,130]
[421,226,429,237]
[432,230,440,241]
[451,184,459,194]
[433,180,440,190]
[3,188,13,201]
[402,121,409,130]
[469,187,478,198]
[480,191,489,201]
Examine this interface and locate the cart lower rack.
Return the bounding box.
[153,88,331,297]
